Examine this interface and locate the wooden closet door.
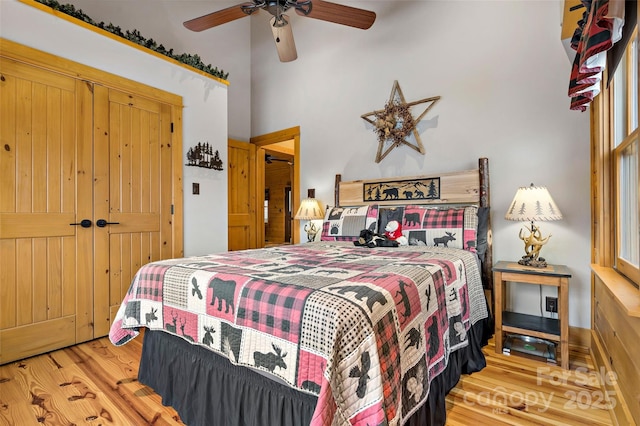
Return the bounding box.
[92,86,174,335]
[0,59,94,363]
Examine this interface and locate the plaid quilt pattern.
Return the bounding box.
[109,242,487,426]
[422,207,464,228]
[376,310,401,423]
[423,266,448,374]
[132,263,171,302]
[237,279,312,343]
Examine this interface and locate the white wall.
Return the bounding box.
[249,1,592,329]
[3,0,593,329]
[52,0,252,142]
[1,0,230,256]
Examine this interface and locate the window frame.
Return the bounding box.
[613,131,639,284]
[608,27,640,288]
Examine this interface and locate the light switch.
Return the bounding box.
[193,183,200,195]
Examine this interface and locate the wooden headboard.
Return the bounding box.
[333,158,493,292]
[334,158,490,208]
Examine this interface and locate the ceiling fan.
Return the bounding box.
[265,153,293,165]
[183,0,376,62]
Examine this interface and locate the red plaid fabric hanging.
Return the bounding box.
[568,0,624,111]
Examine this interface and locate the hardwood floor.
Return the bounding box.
[0,334,182,425]
[0,335,614,426]
[446,341,614,426]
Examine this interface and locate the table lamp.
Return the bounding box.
[505,184,563,267]
[295,189,324,242]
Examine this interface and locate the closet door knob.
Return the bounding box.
[96,219,120,228]
[70,219,92,228]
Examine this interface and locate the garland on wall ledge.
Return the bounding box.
[34,0,229,80]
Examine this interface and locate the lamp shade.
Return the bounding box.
[295,198,324,220]
[505,184,563,222]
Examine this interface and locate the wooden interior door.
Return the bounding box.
[0,59,94,363]
[228,139,258,251]
[92,86,175,334]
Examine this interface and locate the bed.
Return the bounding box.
[109,158,493,426]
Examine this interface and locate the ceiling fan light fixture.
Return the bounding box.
[272,14,289,28]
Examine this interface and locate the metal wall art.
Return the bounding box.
[186,142,223,170]
[363,177,441,202]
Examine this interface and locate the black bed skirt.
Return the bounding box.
[139,317,491,426]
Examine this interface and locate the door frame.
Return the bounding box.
[250,127,300,246]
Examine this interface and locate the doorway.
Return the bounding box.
[250,127,300,246]
[263,148,294,246]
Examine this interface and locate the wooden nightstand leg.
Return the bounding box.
[559,277,569,369]
[494,271,503,354]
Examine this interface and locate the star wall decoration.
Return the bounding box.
[361,80,440,163]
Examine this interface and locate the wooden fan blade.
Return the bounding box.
[184,3,254,32]
[270,16,297,62]
[296,0,375,29]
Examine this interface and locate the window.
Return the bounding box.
[616,134,639,282]
[610,30,640,286]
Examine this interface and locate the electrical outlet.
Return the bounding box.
[545,296,558,313]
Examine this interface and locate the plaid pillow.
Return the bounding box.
[321,205,378,241]
[401,206,479,252]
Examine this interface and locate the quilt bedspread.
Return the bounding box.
[109,242,488,426]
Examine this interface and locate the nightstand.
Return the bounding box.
[493,260,571,369]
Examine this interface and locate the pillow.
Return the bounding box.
[401,206,479,252]
[475,207,490,259]
[377,206,405,236]
[321,204,378,241]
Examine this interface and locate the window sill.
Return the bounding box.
[591,264,640,318]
